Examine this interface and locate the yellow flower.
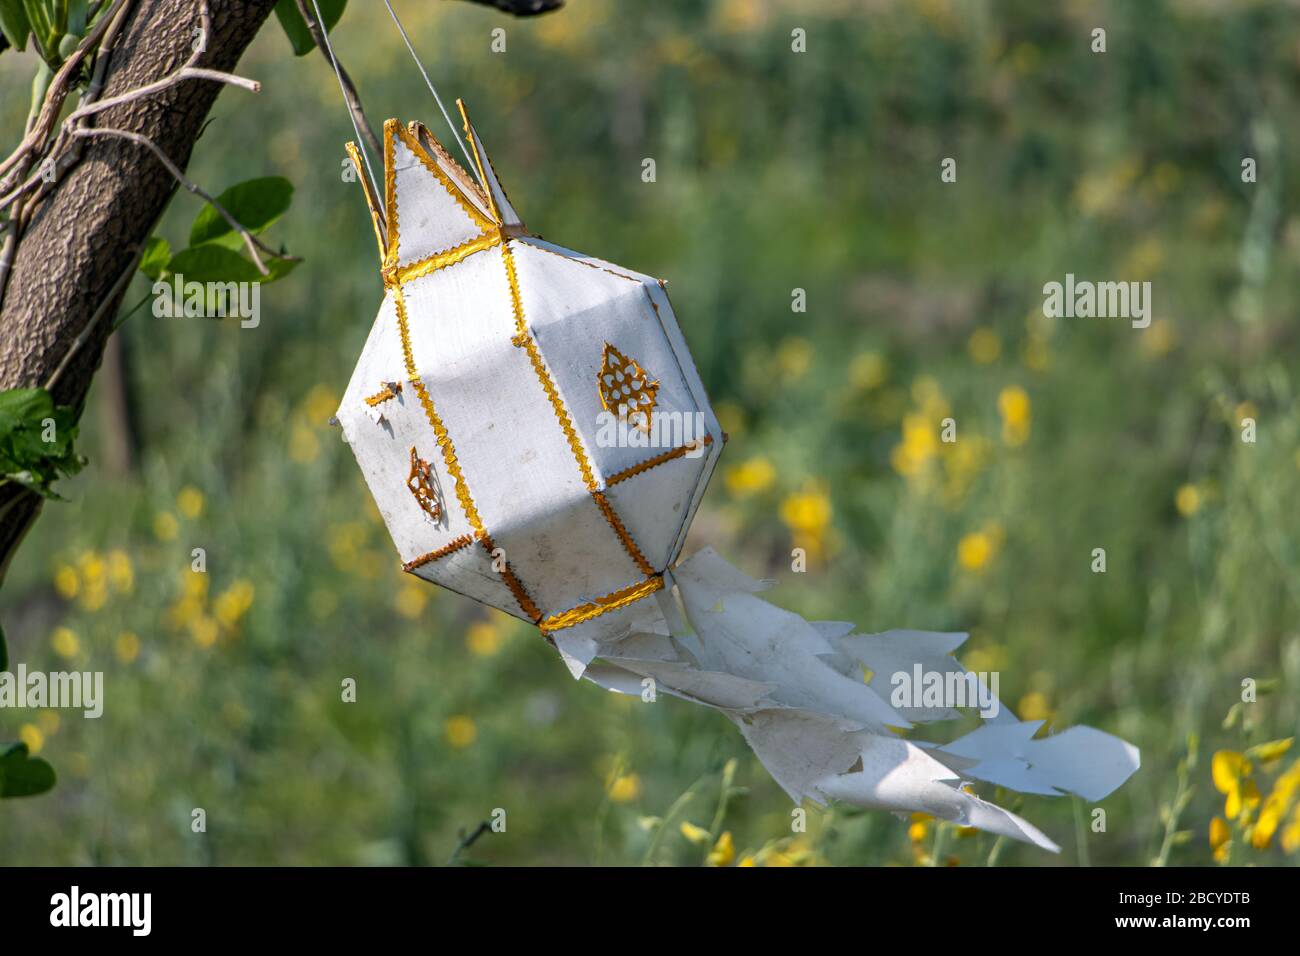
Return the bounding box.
[214,580,255,628]
[679,821,711,845]
[153,511,179,541]
[849,351,888,390]
[997,385,1031,447]
[725,456,775,498]
[1018,691,1052,722]
[707,830,736,867]
[957,523,1002,573]
[466,621,503,657]
[37,710,59,736]
[53,563,79,599]
[891,413,940,477]
[1140,319,1176,359]
[19,723,43,755]
[713,400,745,438]
[1250,738,1293,764]
[780,485,833,557]
[1022,334,1051,371]
[776,337,813,382]
[968,329,1001,364]
[394,581,428,620]
[50,627,79,659]
[1282,811,1300,854]
[177,486,205,520]
[1212,750,1260,820]
[1175,484,1201,517]
[445,715,477,749]
[737,854,756,867]
[289,424,320,464]
[908,812,931,843]
[328,523,367,571]
[1252,791,1287,849]
[76,551,108,611]
[301,384,338,425]
[107,549,134,594]
[190,616,220,648]
[607,773,642,804]
[115,632,141,664]
[1209,817,1230,862]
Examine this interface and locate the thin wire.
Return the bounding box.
[310,0,382,204]
[382,0,478,178]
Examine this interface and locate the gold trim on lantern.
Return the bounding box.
[539,576,665,635]
[606,434,714,487]
[386,230,503,288]
[403,534,473,572]
[346,140,386,263]
[394,284,543,623]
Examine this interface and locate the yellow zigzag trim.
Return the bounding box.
[394,284,541,622]
[540,576,665,635]
[387,230,502,288]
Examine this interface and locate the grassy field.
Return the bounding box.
[1,0,1298,866]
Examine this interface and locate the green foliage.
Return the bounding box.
[0,0,32,53]
[7,0,87,66]
[137,236,171,282]
[0,388,84,499]
[0,622,7,672]
[141,177,298,287]
[272,0,347,57]
[0,743,57,798]
[188,177,294,250]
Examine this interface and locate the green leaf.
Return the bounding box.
[138,235,171,281]
[188,177,294,250]
[0,387,85,499]
[0,0,31,51]
[0,742,57,798]
[273,0,346,57]
[166,244,265,284]
[21,0,56,60]
[0,622,7,672]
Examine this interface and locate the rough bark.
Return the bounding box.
[0,0,280,579]
[0,0,561,582]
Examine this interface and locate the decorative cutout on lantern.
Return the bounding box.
[598,343,659,433]
[406,446,441,522]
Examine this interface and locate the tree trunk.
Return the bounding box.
[0,0,279,581]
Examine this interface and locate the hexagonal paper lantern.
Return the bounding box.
[336,102,724,639]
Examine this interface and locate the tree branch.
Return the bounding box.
[294,0,383,227]
[459,0,563,15]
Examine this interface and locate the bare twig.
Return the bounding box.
[446,821,492,865]
[294,0,382,171]
[295,0,385,242]
[70,126,296,276]
[43,240,147,392]
[1,0,259,215]
[0,0,131,192]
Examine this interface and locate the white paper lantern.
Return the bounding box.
[336,103,1140,852]
[336,103,723,640]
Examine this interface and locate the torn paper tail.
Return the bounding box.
[563,547,1140,853]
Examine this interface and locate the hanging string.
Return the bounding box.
[381,0,479,180]
[310,0,383,206]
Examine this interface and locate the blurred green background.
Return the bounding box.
[2,0,1299,866]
